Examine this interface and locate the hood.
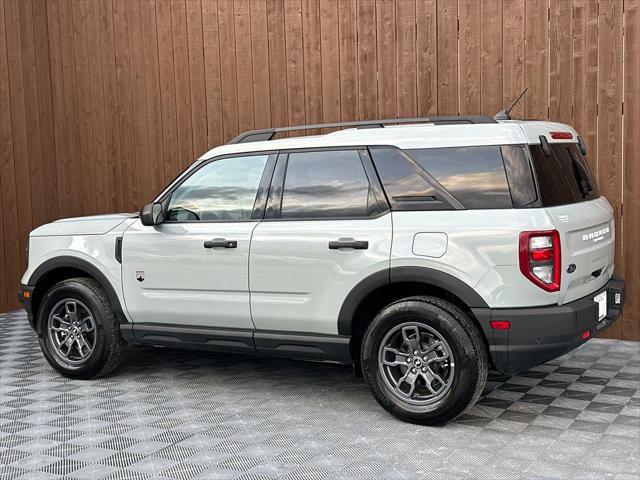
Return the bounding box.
[30,213,137,237]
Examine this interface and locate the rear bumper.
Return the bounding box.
[477,276,625,375]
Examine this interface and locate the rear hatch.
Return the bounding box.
[529,142,614,304]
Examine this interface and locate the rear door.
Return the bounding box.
[249,148,392,335]
[529,142,615,304]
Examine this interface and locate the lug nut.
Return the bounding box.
[411,368,416,373]
[413,350,419,355]
[406,358,412,363]
[421,367,426,373]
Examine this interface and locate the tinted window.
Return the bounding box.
[530,143,599,206]
[281,150,372,218]
[369,146,454,211]
[166,155,268,221]
[407,146,512,209]
[501,145,538,207]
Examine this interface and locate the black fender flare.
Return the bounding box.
[26,256,129,327]
[337,266,490,335]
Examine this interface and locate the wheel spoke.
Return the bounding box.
[401,326,422,352]
[425,348,449,364]
[381,346,411,367]
[76,336,90,357]
[420,366,446,395]
[64,301,78,322]
[395,368,418,397]
[52,314,69,325]
[429,368,446,388]
[79,317,95,333]
[61,336,74,357]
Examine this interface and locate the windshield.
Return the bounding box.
[529,142,599,206]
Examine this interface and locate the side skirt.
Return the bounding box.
[122,323,352,363]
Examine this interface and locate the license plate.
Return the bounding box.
[594,291,607,321]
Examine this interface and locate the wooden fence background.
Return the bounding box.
[0,0,638,340]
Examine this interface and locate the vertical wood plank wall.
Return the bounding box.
[0,0,638,341]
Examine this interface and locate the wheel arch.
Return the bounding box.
[338,266,492,362]
[26,256,128,332]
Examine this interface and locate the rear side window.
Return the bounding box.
[406,146,512,209]
[369,146,455,211]
[501,146,538,207]
[280,150,379,219]
[529,143,599,206]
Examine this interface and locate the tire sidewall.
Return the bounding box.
[361,299,481,424]
[38,280,111,377]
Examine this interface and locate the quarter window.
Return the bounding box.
[166,155,268,221]
[280,150,374,219]
[406,146,513,209]
[370,147,454,211]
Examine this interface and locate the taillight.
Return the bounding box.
[519,230,561,292]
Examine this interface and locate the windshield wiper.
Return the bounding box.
[570,151,593,197]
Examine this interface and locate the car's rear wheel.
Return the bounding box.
[37,278,127,379]
[361,296,488,425]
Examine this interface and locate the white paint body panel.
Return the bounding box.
[22,218,137,322]
[30,213,134,237]
[249,214,392,334]
[120,219,257,328]
[392,209,561,308]
[546,197,615,304]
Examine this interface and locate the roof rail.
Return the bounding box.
[227,115,497,144]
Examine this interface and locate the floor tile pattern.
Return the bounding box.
[0,310,638,479]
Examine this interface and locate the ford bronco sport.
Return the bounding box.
[19,115,625,425]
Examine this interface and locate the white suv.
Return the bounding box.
[19,115,625,425]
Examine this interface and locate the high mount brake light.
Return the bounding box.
[519,230,561,292]
[549,131,573,139]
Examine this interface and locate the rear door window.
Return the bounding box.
[406,146,513,209]
[529,143,599,206]
[280,150,381,219]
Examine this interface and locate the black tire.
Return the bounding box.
[361,296,488,425]
[37,277,127,379]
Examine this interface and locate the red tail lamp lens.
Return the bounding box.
[550,131,573,139]
[519,230,561,292]
[490,321,511,330]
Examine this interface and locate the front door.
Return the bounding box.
[122,153,273,329]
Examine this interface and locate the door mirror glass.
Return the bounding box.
[140,202,164,226]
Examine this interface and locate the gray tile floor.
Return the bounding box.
[0,309,638,480]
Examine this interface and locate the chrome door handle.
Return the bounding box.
[204,239,237,249]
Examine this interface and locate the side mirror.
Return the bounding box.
[140,202,164,226]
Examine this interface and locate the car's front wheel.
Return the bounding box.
[361,296,488,425]
[37,278,127,379]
